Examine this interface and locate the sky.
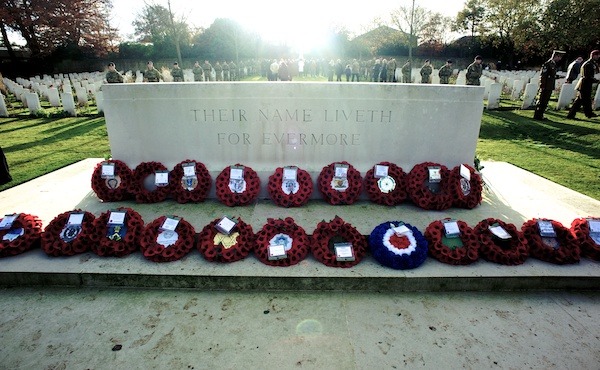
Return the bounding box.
[111,0,467,51]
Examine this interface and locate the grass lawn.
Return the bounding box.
[1,88,599,200]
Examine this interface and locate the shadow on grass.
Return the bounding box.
[481,110,600,160]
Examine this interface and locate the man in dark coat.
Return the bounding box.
[533,50,565,120]
[567,50,600,119]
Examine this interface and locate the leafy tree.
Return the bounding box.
[454,0,486,38]
[539,0,600,54]
[0,0,117,59]
[192,18,261,61]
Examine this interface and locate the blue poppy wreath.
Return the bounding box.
[369,221,428,269]
[0,213,43,257]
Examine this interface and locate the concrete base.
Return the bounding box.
[0,159,599,291]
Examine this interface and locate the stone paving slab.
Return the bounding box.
[0,159,599,291]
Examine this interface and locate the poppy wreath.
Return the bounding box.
[267,167,313,207]
[570,218,600,261]
[449,164,483,209]
[0,213,43,257]
[521,218,580,264]
[91,159,133,202]
[197,217,255,263]
[310,216,367,268]
[254,217,310,267]
[424,219,479,265]
[41,210,95,256]
[474,218,529,265]
[89,207,145,257]
[169,160,212,204]
[129,161,172,203]
[364,162,408,206]
[140,215,196,262]
[407,162,453,210]
[215,164,261,207]
[368,221,428,270]
[317,161,363,205]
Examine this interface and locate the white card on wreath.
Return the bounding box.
[443,220,460,237]
[335,242,355,261]
[392,225,411,236]
[268,244,287,260]
[537,220,557,238]
[334,164,349,178]
[216,216,237,235]
[154,171,169,186]
[460,164,471,181]
[489,224,512,240]
[0,214,17,230]
[108,211,126,225]
[183,162,196,177]
[160,217,180,231]
[588,219,600,233]
[374,164,389,178]
[230,167,244,180]
[428,167,441,182]
[283,166,298,181]
[101,163,115,178]
[67,213,84,226]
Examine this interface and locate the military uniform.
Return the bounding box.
[106,70,123,83]
[144,67,162,82]
[387,58,396,82]
[567,51,600,119]
[229,61,237,81]
[192,64,204,81]
[420,63,432,83]
[202,61,213,82]
[465,60,482,86]
[534,50,565,120]
[214,62,223,81]
[171,65,184,82]
[438,64,453,84]
[222,62,230,81]
[401,61,411,83]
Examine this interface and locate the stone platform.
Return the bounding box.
[0,159,598,291]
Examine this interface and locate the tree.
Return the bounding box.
[454,0,486,38]
[0,0,117,59]
[539,0,600,53]
[389,2,431,59]
[192,19,261,61]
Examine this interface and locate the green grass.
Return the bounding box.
[1,91,599,200]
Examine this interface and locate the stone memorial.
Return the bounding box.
[486,83,502,110]
[103,82,485,194]
[556,83,576,110]
[593,84,600,110]
[75,87,88,106]
[61,92,77,116]
[511,79,524,100]
[456,71,466,85]
[0,93,8,117]
[521,83,538,109]
[47,87,61,107]
[95,91,104,113]
[25,92,42,113]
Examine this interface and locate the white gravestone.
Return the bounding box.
[594,85,600,110]
[0,94,8,117]
[556,83,576,110]
[511,80,524,100]
[61,92,77,116]
[25,92,42,113]
[20,92,28,108]
[431,70,440,84]
[456,71,466,85]
[75,87,88,105]
[47,87,61,107]
[486,83,502,110]
[96,91,104,113]
[103,83,485,194]
[521,83,538,109]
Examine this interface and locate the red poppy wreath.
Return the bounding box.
[140,215,196,262]
[449,164,483,209]
[310,216,367,268]
[521,218,580,264]
[41,210,95,256]
[474,218,529,265]
[254,217,310,267]
[364,162,408,206]
[317,161,363,205]
[425,219,479,265]
[169,160,212,204]
[0,213,43,257]
[89,207,145,257]
[267,166,313,207]
[91,159,133,202]
[571,217,600,261]
[407,162,453,210]
[215,164,261,206]
[197,217,255,263]
[129,161,172,203]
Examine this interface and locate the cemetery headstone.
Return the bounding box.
[47,87,61,107]
[61,92,77,116]
[521,83,538,109]
[0,93,8,117]
[25,92,42,113]
[556,83,576,110]
[486,83,502,109]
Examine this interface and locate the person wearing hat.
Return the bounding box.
[533,50,565,120]
[438,60,453,84]
[567,50,600,120]
[105,62,123,84]
[465,55,483,85]
[143,61,162,82]
[171,62,184,82]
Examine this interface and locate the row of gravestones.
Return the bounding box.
[482,69,600,110]
[0,72,106,117]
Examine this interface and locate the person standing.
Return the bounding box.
[533,50,565,120]
[229,60,237,81]
[420,60,432,83]
[465,55,483,85]
[565,56,584,84]
[105,62,124,83]
[171,62,184,82]
[438,60,453,84]
[143,61,162,82]
[567,50,600,120]
[192,61,204,81]
[222,61,230,81]
[401,60,411,83]
[351,59,360,82]
[214,61,223,81]
[202,60,213,82]
[386,58,396,82]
